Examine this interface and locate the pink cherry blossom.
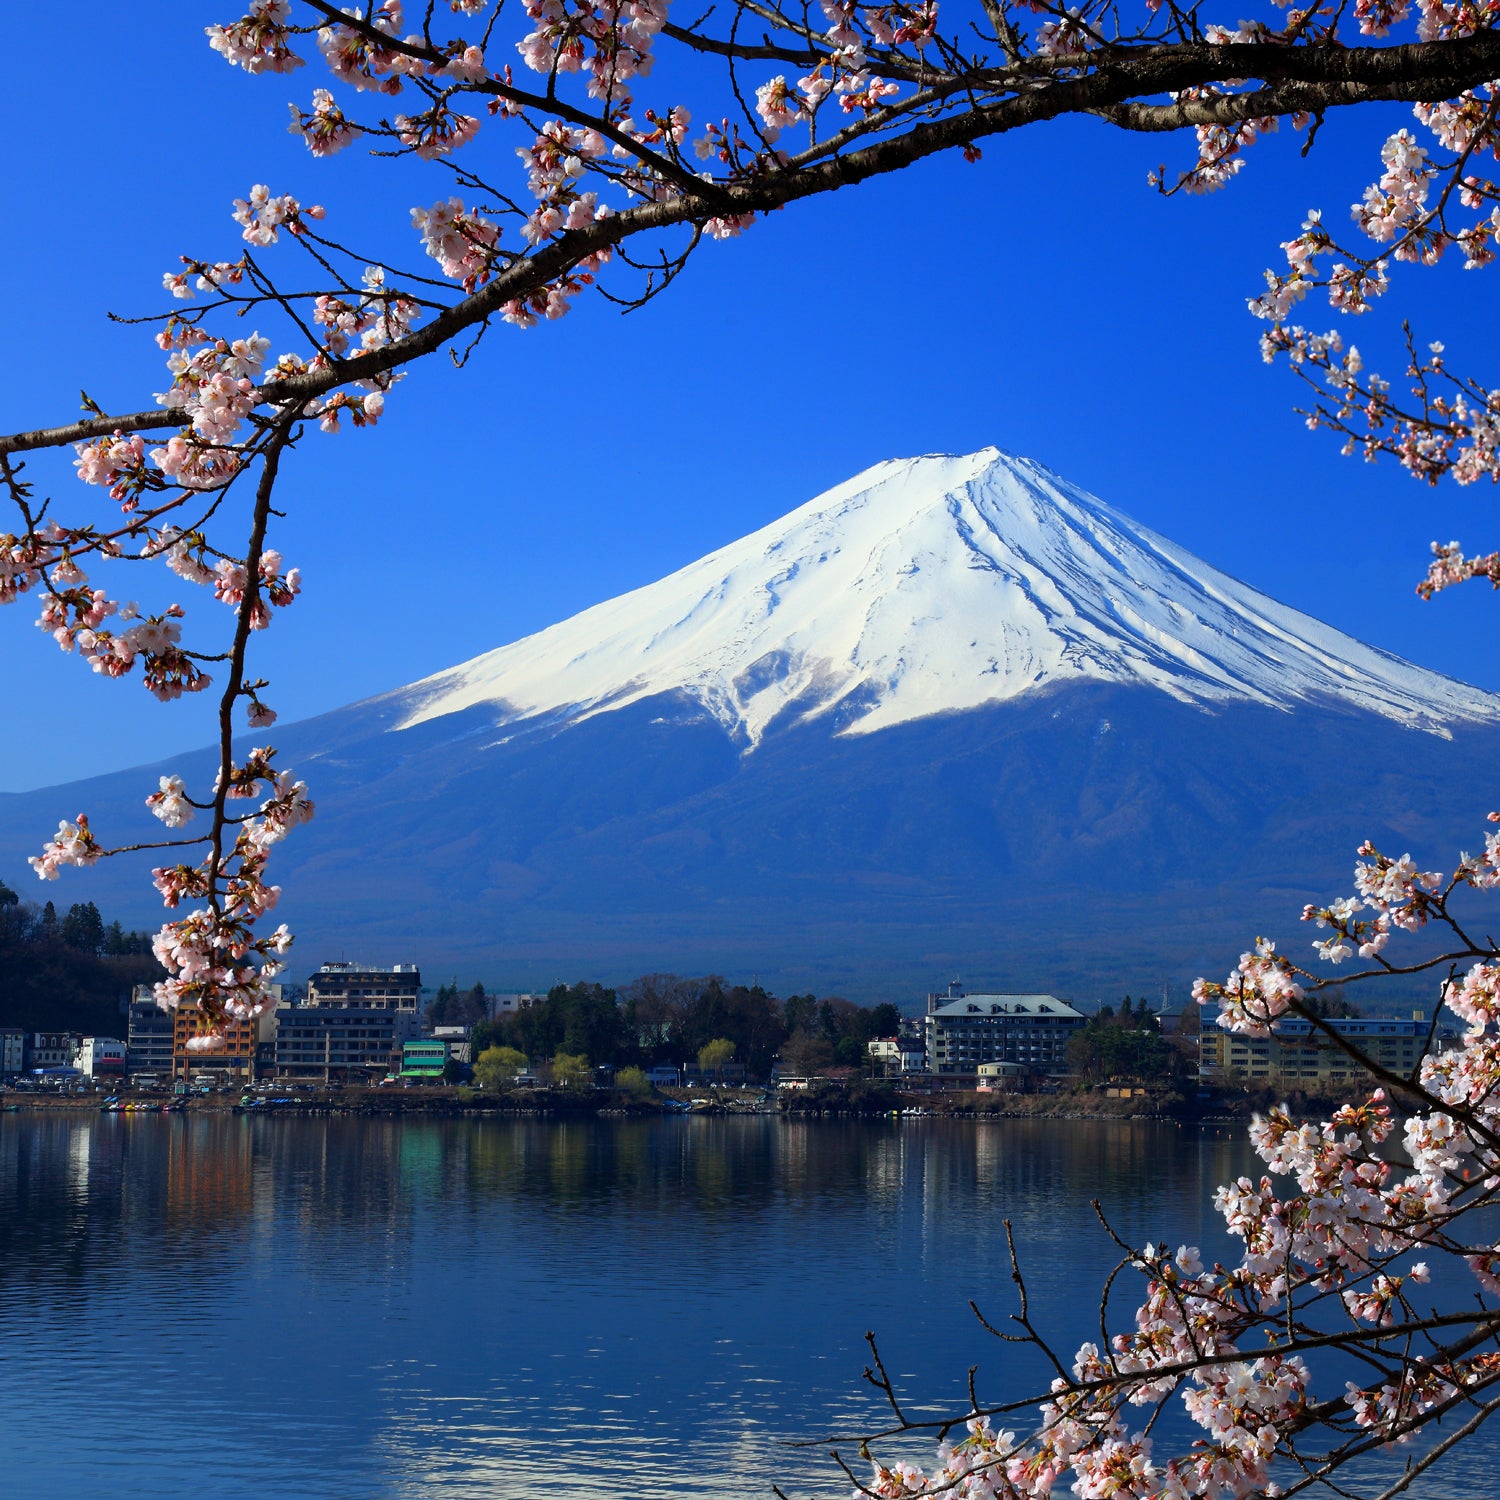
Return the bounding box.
[146,774,195,828]
[28,815,103,880]
[206,0,303,75]
[288,87,362,154]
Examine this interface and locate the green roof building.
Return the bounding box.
[401,1040,448,1078]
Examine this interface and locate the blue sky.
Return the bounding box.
[2,4,1498,791]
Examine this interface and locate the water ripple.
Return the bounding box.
[0,1115,1484,1498]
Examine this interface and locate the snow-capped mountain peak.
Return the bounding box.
[393,447,1500,744]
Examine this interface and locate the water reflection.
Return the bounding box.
[0,1116,1485,1497]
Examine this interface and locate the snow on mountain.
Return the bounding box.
[397,446,1500,744]
[11,448,1500,997]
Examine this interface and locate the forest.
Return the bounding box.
[1064,996,1190,1084]
[0,878,162,1037]
[464,974,903,1080]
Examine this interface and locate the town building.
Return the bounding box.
[127,989,175,1080]
[682,1062,747,1086]
[868,1035,927,1075]
[28,1032,83,1071]
[772,1062,858,1090]
[491,993,540,1019]
[276,1007,416,1084]
[0,1028,25,1077]
[975,1060,1027,1092]
[924,985,1086,1078]
[1198,1014,1454,1087]
[74,1038,126,1080]
[169,990,281,1085]
[431,1026,473,1064]
[172,1008,262,1085]
[401,1039,449,1079]
[307,961,422,1011]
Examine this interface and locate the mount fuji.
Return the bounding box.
[4,447,1498,1001]
[397,447,1496,741]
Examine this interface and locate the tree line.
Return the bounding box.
[1065,996,1190,1084]
[426,982,493,1030]
[0,879,163,1037]
[468,974,903,1082]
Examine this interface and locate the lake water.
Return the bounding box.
[0,1114,1488,1498]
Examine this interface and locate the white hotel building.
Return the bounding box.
[924,984,1086,1079]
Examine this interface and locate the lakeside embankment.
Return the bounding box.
[1,1080,1373,1122]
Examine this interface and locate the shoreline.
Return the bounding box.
[0,1081,1364,1123]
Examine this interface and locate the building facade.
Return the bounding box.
[276,1007,416,1083]
[490,993,539,1019]
[74,1038,126,1080]
[401,1039,449,1079]
[127,992,175,1080]
[925,989,1085,1078]
[682,1062,748,1085]
[431,1026,472,1064]
[307,962,422,1011]
[976,1060,1028,1091]
[0,1028,25,1076]
[1198,1014,1451,1087]
[28,1032,83,1071]
[868,1036,927,1075]
[172,1011,261,1084]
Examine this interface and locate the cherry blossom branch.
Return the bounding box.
[829,1294,1500,1445]
[299,0,738,206]
[1,408,188,452]
[17,28,1500,460]
[202,410,299,905]
[833,806,1500,1496]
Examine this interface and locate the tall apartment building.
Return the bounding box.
[1198,1014,1453,1087]
[261,962,424,1084]
[127,988,175,1079]
[307,962,422,1011]
[925,985,1086,1078]
[170,987,282,1084]
[172,1009,258,1084]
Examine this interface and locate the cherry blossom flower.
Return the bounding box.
[288,87,362,155]
[206,0,303,75]
[232,185,321,245]
[28,816,103,880]
[412,199,504,288]
[394,104,482,159]
[146,774,195,828]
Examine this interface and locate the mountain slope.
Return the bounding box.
[2,447,1497,1002]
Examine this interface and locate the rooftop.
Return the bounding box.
[927,994,1083,1020]
[313,962,421,975]
[1268,1016,1441,1038]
